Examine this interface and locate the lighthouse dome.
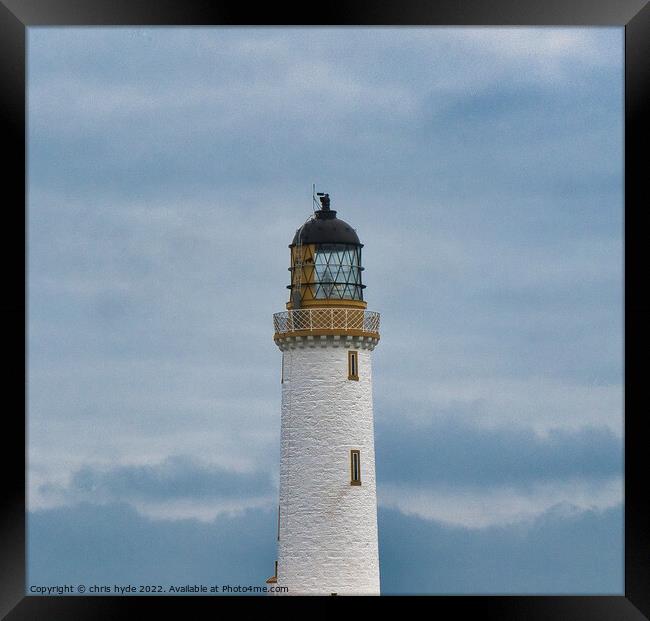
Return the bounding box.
[290,214,361,247]
[290,195,362,247]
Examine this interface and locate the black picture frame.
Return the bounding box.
[2,0,648,617]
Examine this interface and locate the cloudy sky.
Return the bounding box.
[27,27,623,594]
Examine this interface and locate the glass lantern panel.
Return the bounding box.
[311,244,363,301]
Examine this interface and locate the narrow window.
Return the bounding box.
[348,350,359,381]
[350,449,361,485]
[281,353,284,384]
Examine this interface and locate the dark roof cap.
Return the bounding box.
[290,194,362,247]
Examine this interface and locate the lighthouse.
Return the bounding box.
[267,192,381,595]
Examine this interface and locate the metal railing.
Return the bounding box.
[273,308,380,335]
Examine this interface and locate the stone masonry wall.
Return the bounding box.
[276,343,380,595]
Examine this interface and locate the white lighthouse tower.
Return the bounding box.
[266,192,381,595]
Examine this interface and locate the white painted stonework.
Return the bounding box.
[275,337,380,595]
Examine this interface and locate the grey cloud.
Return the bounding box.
[375,418,621,488]
[378,504,622,594]
[27,501,622,594]
[39,456,274,505]
[27,28,622,204]
[28,502,277,591]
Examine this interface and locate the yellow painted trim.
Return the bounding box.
[274,329,379,340]
[286,299,367,310]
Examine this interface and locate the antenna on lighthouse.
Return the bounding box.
[311,183,320,213]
